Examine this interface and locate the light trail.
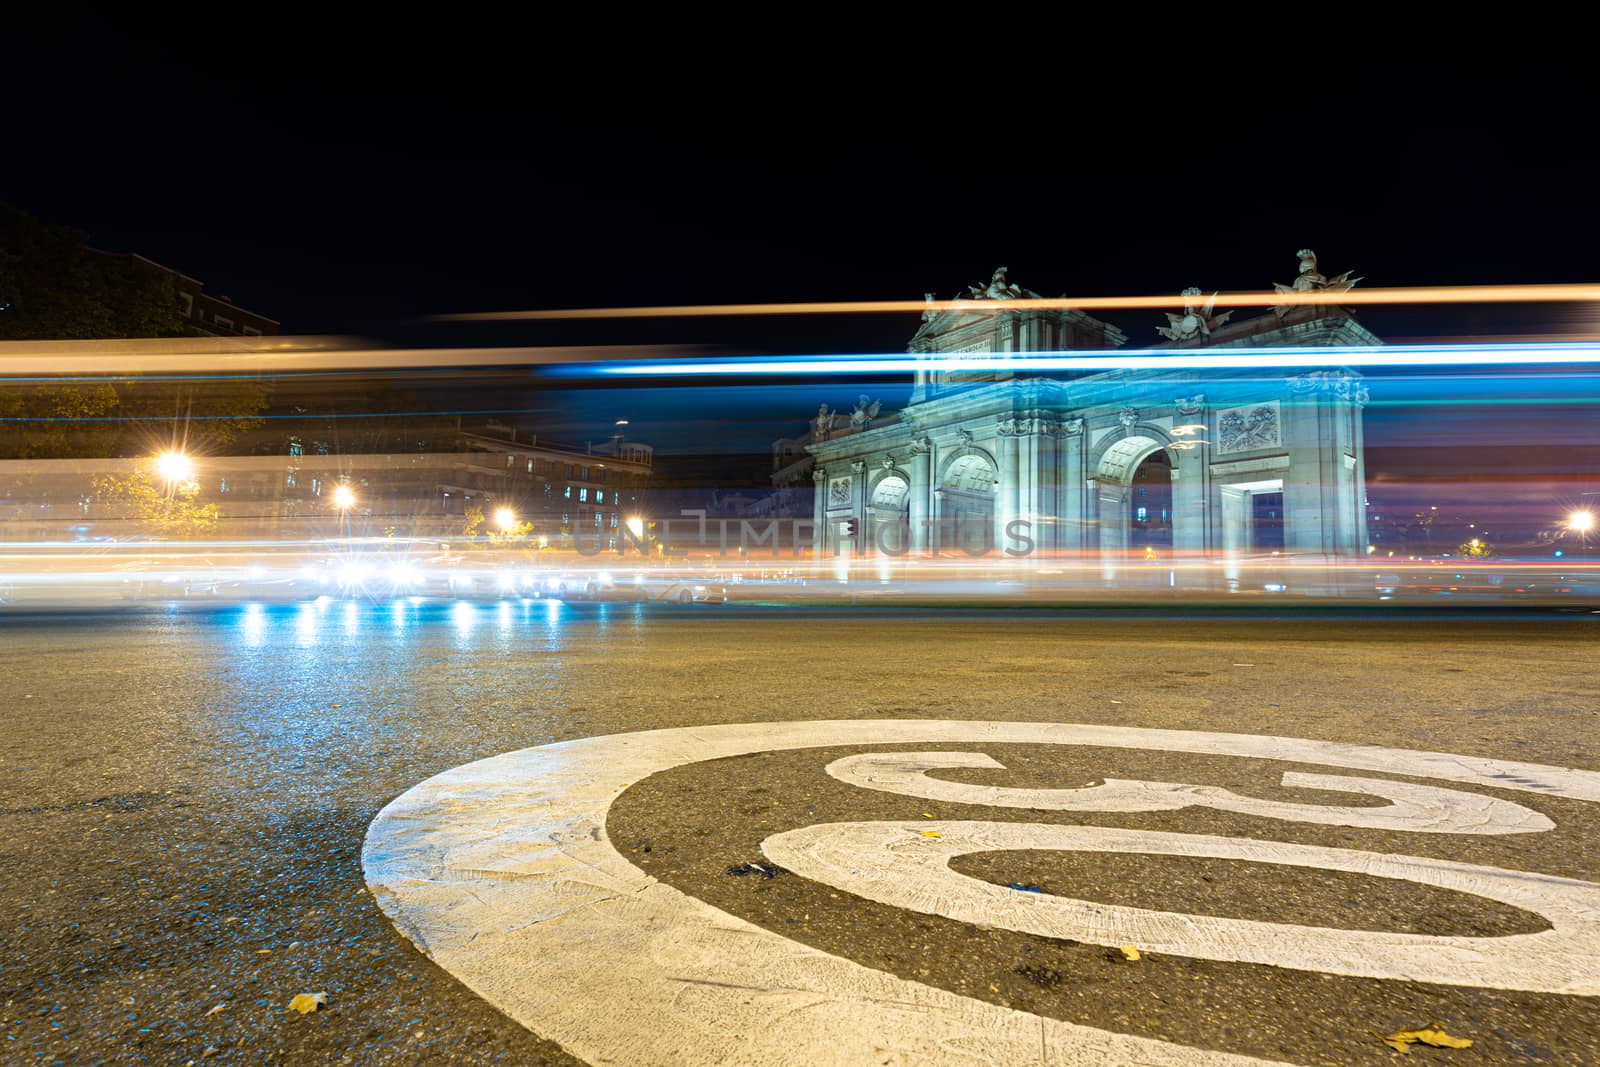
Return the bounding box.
[433,282,1600,322]
[586,341,1600,377]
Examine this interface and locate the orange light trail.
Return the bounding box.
[432,283,1600,322]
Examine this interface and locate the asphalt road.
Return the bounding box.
[2,602,1598,1065]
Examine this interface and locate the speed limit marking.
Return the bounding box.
[363,721,1600,1066]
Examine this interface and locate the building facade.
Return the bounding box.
[801,256,1374,576]
[0,427,653,547]
[88,251,281,337]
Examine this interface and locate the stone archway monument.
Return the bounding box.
[803,255,1374,590]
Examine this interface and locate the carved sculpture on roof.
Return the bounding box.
[849,395,881,427]
[922,292,937,322]
[813,403,837,441]
[1156,287,1233,341]
[1272,249,1362,320]
[966,266,1026,301]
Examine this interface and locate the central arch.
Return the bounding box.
[869,472,911,554]
[937,450,997,554]
[1092,432,1178,579]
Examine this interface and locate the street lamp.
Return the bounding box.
[1571,510,1595,554]
[494,506,517,533]
[626,515,645,539]
[155,450,195,487]
[331,483,357,546]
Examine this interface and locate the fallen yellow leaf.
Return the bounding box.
[288,992,327,1015]
[204,1003,226,1016]
[1380,1024,1471,1053]
[919,830,942,838]
[1119,945,1141,961]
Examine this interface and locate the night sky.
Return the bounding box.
[6,38,1599,528]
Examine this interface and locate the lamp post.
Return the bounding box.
[155,451,195,498]
[1570,510,1595,554]
[333,483,357,544]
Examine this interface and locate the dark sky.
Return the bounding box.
[6,35,1599,509]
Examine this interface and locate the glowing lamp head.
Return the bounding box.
[332,484,357,510]
[626,516,645,539]
[155,451,194,485]
[1570,510,1595,534]
[494,506,517,532]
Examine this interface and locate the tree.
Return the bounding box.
[0,203,187,340]
[0,202,269,458]
[1458,538,1493,558]
[92,468,220,538]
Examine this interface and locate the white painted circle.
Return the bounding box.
[761,820,1600,993]
[363,720,1600,1066]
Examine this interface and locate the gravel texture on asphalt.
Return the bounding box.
[2,603,1598,1065]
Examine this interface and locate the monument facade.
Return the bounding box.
[798,254,1375,574]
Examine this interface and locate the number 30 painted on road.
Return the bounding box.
[365,721,1600,1066]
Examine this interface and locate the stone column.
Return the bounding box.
[1052,419,1087,556]
[995,418,1020,553]
[851,461,868,558]
[909,438,932,555]
[1171,399,1208,559]
[811,467,827,558]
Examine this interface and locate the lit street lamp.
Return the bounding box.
[155,450,195,488]
[494,506,517,533]
[1571,510,1595,553]
[332,483,357,545]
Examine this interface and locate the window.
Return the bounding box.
[242,325,261,337]
[288,439,303,457]
[563,485,572,499]
[507,455,515,468]
[1136,506,1148,522]
[594,512,603,527]
[581,466,590,480]
[527,458,534,473]
[219,479,229,493]
[213,314,234,330]
[594,490,605,505]
[311,478,322,496]
[178,292,194,317]
[610,513,619,528]
[579,487,588,502]
[286,473,297,488]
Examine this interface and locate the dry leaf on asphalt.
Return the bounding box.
[287,992,328,1015]
[204,1003,225,1016]
[1119,945,1142,961]
[1379,1024,1472,1053]
[918,830,942,838]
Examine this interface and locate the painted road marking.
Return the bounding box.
[826,752,1555,833]
[363,720,1600,1066]
[762,820,1600,993]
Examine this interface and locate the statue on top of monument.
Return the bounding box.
[966,267,1025,300]
[1156,287,1233,342]
[850,395,882,427]
[1272,249,1361,319]
[813,403,836,441]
